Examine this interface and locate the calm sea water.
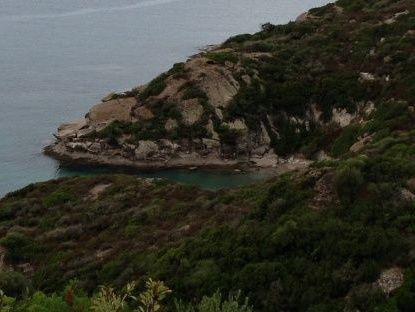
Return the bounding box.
[0,0,330,196]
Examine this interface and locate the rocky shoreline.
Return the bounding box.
[44,138,311,173]
[44,6,370,174]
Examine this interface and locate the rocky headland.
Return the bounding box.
[45,3,387,171]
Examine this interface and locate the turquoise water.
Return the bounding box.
[58,165,273,191]
[0,0,330,196]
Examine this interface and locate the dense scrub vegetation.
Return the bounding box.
[221,0,415,156]
[3,125,415,310]
[93,0,415,159]
[2,0,415,310]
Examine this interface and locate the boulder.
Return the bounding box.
[406,177,415,193]
[252,146,268,157]
[88,142,102,154]
[66,142,90,152]
[134,106,154,121]
[165,118,178,131]
[77,127,95,138]
[359,72,376,81]
[88,97,136,126]
[296,12,309,23]
[135,141,159,160]
[159,139,178,150]
[227,119,248,131]
[332,108,354,128]
[377,267,404,295]
[56,119,87,139]
[186,56,239,108]
[399,188,415,203]
[202,138,221,149]
[179,99,204,126]
[349,135,372,153]
[364,101,375,116]
[206,119,220,140]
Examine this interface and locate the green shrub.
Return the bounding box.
[182,85,208,101]
[335,165,364,204]
[216,124,241,146]
[225,34,253,44]
[0,271,29,297]
[0,232,37,262]
[169,62,187,79]
[43,191,76,208]
[175,291,253,312]
[206,52,238,65]
[330,125,360,157]
[139,73,168,100]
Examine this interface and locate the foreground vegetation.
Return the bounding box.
[2,0,415,310]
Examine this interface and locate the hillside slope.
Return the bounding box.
[2,0,415,311]
[46,0,415,170]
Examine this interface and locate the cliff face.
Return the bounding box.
[46,0,415,171]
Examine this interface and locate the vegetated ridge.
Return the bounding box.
[2,0,415,310]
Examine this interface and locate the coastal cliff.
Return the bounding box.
[45,0,415,170]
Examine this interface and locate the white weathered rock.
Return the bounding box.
[241,75,252,85]
[227,119,248,131]
[384,11,409,25]
[66,142,90,151]
[101,91,129,102]
[406,177,415,193]
[350,135,372,153]
[332,108,354,127]
[159,139,179,150]
[56,119,87,139]
[134,106,154,121]
[315,150,332,161]
[88,183,112,200]
[165,118,178,131]
[360,72,376,81]
[259,122,271,145]
[135,140,159,160]
[400,188,415,203]
[202,138,221,149]
[179,99,204,126]
[377,267,404,295]
[296,12,309,23]
[364,101,375,116]
[77,127,95,138]
[88,142,102,154]
[206,119,220,140]
[252,146,268,157]
[187,57,239,108]
[88,97,136,126]
[215,108,224,120]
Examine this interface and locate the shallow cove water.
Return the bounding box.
[0,0,330,196]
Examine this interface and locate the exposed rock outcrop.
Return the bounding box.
[45,6,379,171]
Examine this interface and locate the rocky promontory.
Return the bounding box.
[46,2,414,171]
[45,52,304,169]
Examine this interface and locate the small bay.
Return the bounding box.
[0,0,330,196]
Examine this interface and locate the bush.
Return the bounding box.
[43,191,76,208]
[330,125,360,157]
[139,73,168,100]
[169,62,187,79]
[335,165,364,204]
[225,34,252,44]
[206,52,238,65]
[175,291,253,312]
[0,232,37,262]
[0,271,29,297]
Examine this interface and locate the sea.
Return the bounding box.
[0,0,330,196]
